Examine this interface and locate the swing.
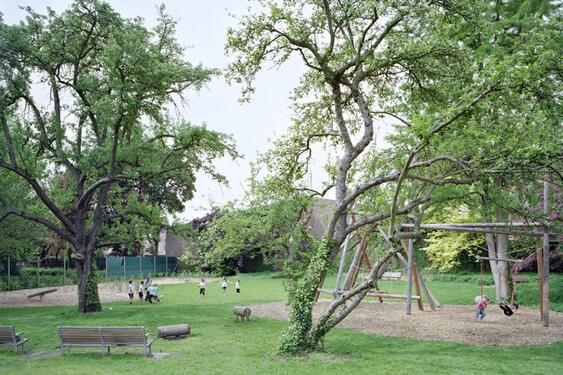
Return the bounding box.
[499,267,520,316]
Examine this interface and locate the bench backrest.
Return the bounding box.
[0,326,16,344]
[58,327,103,345]
[101,327,147,346]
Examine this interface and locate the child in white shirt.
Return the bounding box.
[235,279,241,294]
[127,280,134,304]
[199,279,206,296]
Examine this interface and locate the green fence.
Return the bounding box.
[105,256,178,278]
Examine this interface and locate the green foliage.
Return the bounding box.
[279,236,334,355]
[82,265,102,313]
[197,197,313,275]
[421,208,484,272]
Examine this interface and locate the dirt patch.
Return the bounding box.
[250,300,563,346]
[0,277,215,308]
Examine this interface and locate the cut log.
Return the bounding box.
[381,272,402,280]
[157,324,190,340]
[233,306,251,322]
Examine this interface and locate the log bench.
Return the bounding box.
[0,326,29,352]
[157,324,190,340]
[27,288,58,302]
[233,306,251,322]
[58,326,154,356]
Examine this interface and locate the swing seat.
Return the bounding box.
[512,275,528,283]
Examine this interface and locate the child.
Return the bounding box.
[127,280,134,304]
[199,278,206,296]
[474,295,489,321]
[148,283,159,303]
[220,277,230,294]
[138,280,145,303]
[144,277,152,302]
[235,279,241,294]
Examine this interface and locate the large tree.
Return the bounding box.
[0,1,235,312]
[227,0,561,355]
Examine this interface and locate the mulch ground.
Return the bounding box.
[250,300,563,346]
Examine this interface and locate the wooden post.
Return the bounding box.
[37,257,40,287]
[412,264,424,311]
[335,234,352,292]
[405,238,414,315]
[7,256,10,289]
[343,245,362,291]
[536,237,543,321]
[542,179,550,327]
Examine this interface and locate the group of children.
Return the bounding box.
[198,277,241,296]
[127,278,159,304]
[127,277,240,302]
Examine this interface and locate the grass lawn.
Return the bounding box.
[1,272,562,374]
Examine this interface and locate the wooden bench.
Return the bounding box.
[27,288,58,302]
[0,326,29,352]
[381,272,402,280]
[58,326,154,356]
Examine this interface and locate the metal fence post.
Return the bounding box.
[37,257,40,288]
[139,256,142,277]
[105,256,108,279]
[153,255,156,275]
[63,256,66,285]
[7,256,10,289]
[165,255,168,276]
[123,256,126,278]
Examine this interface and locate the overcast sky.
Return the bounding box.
[1,1,393,221]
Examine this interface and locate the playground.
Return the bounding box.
[0,273,562,375]
[250,301,563,346]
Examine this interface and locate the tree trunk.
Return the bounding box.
[278,237,336,355]
[76,247,102,313]
[485,233,501,300]
[496,233,509,300]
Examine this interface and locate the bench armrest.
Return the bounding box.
[16,332,23,336]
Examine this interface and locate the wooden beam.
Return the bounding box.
[401,223,544,236]
[402,222,542,228]
[412,263,424,311]
[542,179,550,327]
[368,292,421,300]
[405,238,414,315]
[335,234,353,293]
[477,256,523,263]
[536,237,544,322]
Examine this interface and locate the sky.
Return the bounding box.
[0,0,392,221]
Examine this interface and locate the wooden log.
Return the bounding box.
[233,306,251,322]
[157,324,190,339]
